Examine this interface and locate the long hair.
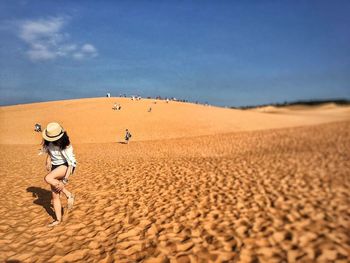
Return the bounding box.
[43,131,70,150]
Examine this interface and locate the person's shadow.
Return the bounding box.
[27,187,55,220]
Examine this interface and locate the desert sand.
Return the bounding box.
[0,97,349,262]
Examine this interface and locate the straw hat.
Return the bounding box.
[42,122,65,141]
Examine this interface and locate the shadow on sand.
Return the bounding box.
[26,186,55,220]
[117,141,127,144]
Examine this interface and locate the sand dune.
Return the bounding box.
[1,97,349,144]
[0,98,349,262]
[253,102,350,114]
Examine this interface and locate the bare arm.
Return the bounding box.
[55,165,73,191]
[61,145,76,185]
[63,165,73,184]
[46,154,51,171]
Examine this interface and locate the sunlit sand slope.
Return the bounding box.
[0,121,349,262]
[1,98,349,144]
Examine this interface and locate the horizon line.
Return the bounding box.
[1,96,350,108]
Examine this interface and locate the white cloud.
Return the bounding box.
[81,44,96,53]
[19,17,65,43]
[27,46,56,61]
[73,43,98,60]
[17,16,98,61]
[56,44,77,56]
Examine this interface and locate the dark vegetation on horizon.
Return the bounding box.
[231,99,350,110]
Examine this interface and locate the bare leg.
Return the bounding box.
[44,165,67,188]
[45,166,73,222]
[61,188,72,198]
[51,186,62,221]
[45,166,72,197]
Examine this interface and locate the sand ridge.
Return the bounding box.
[1,97,350,144]
[0,120,349,262]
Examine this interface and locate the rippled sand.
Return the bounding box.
[0,99,349,262]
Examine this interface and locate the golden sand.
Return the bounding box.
[1,98,349,144]
[0,98,349,262]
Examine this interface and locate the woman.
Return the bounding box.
[42,122,77,227]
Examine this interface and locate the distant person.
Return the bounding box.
[34,123,42,132]
[42,122,77,227]
[112,103,122,110]
[125,129,132,144]
[106,93,111,98]
[113,103,118,110]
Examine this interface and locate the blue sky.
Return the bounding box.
[0,1,349,106]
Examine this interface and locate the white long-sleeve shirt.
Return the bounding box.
[46,144,77,167]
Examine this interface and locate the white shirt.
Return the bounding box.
[46,144,77,167]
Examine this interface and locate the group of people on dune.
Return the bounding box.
[40,123,132,227]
